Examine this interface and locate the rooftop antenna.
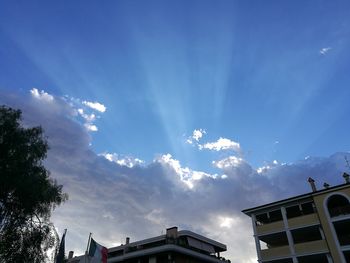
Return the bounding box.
[343,156,350,184]
[345,156,350,170]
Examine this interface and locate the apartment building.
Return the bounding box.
[68,227,230,263]
[242,173,350,263]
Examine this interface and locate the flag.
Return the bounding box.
[88,238,108,263]
[56,229,67,263]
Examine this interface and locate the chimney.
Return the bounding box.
[343,172,350,184]
[323,182,330,189]
[126,237,130,245]
[68,251,74,259]
[166,227,178,239]
[308,177,317,192]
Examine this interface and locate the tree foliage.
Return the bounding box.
[0,106,67,262]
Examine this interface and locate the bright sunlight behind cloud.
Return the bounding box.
[2,89,349,263]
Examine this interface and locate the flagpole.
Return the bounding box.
[85,233,92,263]
[55,229,67,263]
[63,229,67,262]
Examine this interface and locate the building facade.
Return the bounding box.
[68,227,230,263]
[242,174,350,263]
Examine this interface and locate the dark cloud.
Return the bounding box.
[1,90,348,263]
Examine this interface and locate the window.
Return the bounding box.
[327,194,350,217]
[333,219,350,246]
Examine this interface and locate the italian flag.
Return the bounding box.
[88,238,108,263]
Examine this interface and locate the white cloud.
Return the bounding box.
[256,165,270,174]
[186,129,206,144]
[84,123,98,132]
[2,89,350,263]
[115,157,143,168]
[186,139,193,144]
[213,156,244,169]
[218,216,235,228]
[200,137,241,152]
[256,160,279,174]
[80,111,96,122]
[186,130,240,154]
[82,100,106,113]
[77,108,98,132]
[62,97,105,133]
[30,88,54,102]
[320,47,332,55]
[101,152,144,168]
[192,129,206,141]
[158,153,217,188]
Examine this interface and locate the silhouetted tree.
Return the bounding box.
[0,106,67,262]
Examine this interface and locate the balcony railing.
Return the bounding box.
[287,213,319,228]
[260,245,291,261]
[256,220,284,235]
[294,239,328,254]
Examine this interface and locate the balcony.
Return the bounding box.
[294,240,328,255]
[260,245,291,261]
[287,213,319,228]
[257,220,284,235]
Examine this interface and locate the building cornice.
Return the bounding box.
[242,183,350,216]
[108,244,225,263]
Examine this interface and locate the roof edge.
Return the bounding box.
[242,182,350,216]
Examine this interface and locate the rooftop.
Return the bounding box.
[68,227,230,263]
[242,177,350,216]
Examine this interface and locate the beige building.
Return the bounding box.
[242,174,350,263]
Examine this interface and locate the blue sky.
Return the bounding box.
[1,1,350,262]
[1,0,350,169]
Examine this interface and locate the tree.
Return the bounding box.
[0,106,67,262]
